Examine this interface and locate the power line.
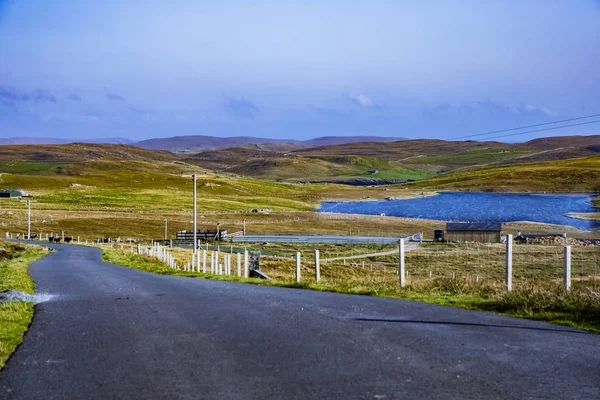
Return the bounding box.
[482,119,600,141]
[449,113,600,140]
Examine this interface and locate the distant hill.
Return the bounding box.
[134,135,405,152]
[293,139,511,161]
[2,134,598,189]
[183,134,600,182]
[0,137,133,145]
[0,143,177,162]
[0,143,195,178]
[302,136,402,147]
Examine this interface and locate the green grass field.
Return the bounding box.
[0,241,49,369]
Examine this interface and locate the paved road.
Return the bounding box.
[1,244,599,399]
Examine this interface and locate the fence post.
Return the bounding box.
[203,250,207,273]
[564,246,571,290]
[398,239,405,287]
[505,234,513,291]
[237,252,241,277]
[244,249,249,278]
[296,252,301,283]
[315,249,320,282]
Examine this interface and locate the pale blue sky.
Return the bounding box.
[1,0,599,141]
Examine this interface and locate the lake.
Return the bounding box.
[318,192,600,231]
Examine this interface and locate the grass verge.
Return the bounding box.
[0,241,49,369]
[103,247,600,333]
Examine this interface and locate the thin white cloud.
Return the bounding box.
[349,94,373,108]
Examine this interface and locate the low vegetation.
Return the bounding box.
[411,156,600,192]
[0,241,48,369]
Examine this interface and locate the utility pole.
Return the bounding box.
[164,217,168,240]
[27,200,31,239]
[21,199,36,239]
[193,174,197,254]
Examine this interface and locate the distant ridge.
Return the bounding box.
[0,137,133,145]
[133,135,405,151]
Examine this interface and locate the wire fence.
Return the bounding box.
[13,231,600,292]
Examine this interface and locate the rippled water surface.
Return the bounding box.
[319,192,599,231]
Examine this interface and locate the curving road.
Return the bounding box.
[0,243,599,399]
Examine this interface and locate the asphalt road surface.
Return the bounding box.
[1,243,599,399]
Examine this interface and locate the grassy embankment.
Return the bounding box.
[103,241,600,333]
[0,241,48,369]
[410,155,600,193]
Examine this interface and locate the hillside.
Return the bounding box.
[134,134,405,152]
[410,156,600,192]
[184,135,600,181]
[0,143,178,163]
[2,135,599,190]
[293,139,510,160]
[296,135,600,160]
[0,137,133,145]
[0,144,184,176]
[183,148,432,183]
[184,139,521,180]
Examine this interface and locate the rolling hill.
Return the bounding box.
[183,135,600,182]
[1,134,598,191]
[134,135,405,152]
[409,156,600,192]
[0,137,133,145]
[0,143,177,163]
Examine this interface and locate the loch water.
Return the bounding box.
[318,192,599,231]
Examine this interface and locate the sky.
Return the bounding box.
[0,0,599,142]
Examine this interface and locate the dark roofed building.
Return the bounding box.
[446,222,502,243]
[0,189,24,199]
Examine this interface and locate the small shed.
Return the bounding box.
[0,189,23,199]
[446,222,502,243]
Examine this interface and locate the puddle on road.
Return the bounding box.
[0,290,55,304]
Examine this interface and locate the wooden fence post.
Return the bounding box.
[296,252,301,283]
[399,239,405,287]
[315,249,320,282]
[564,246,571,290]
[505,234,513,291]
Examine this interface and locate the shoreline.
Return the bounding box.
[567,212,600,222]
[320,190,599,205]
